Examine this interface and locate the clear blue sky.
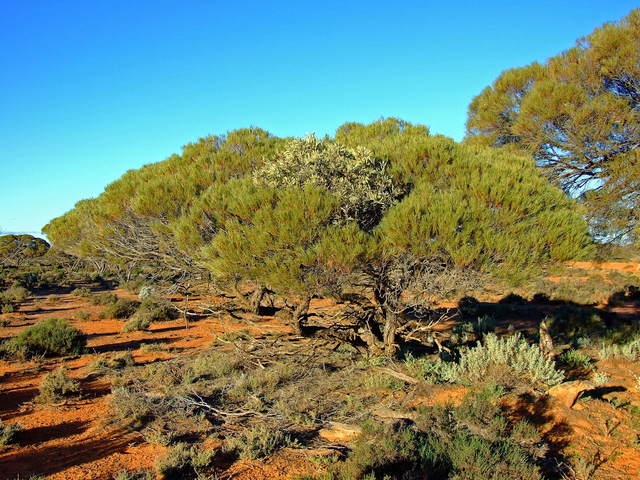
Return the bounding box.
[1,0,638,233]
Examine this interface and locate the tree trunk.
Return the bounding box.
[249,285,267,315]
[291,295,311,336]
[383,309,398,356]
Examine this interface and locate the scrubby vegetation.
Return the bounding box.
[1,318,86,359]
[2,8,640,480]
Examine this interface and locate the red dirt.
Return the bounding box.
[1,285,640,479]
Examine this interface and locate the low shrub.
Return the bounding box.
[1,304,15,314]
[122,315,152,333]
[137,296,177,322]
[599,336,640,360]
[90,293,118,306]
[101,299,140,319]
[155,443,215,479]
[445,333,564,387]
[558,349,592,370]
[75,311,91,321]
[0,286,30,303]
[90,352,135,375]
[36,367,80,403]
[71,287,91,297]
[114,469,154,480]
[0,421,21,445]
[4,318,85,358]
[226,423,294,460]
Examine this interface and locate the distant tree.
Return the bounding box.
[466,9,640,243]
[0,234,50,265]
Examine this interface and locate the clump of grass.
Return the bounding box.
[0,421,21,445]
[1,304,15,314]
[114,469,155,480]
[558,349,592,369]
[0,286,30,303]
[2,318,85,359]
[122,315,152,333]
[71,287,91,297]
[138,342,165,353]
[36,367,80,403]
[101,298,140,319]
[599,336,640,360]
[226,423,294,460]
[155,443,215,479]
[90,292,118,306]
[90,352,135,375]
[75,311,91,321]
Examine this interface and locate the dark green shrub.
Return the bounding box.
[90,293,118,305]
[71,287,91,297]
[0,286,29,304]
[36,367,80,403]
[5,318,86,358]
[101,298,140,319]
[137,296,177,322]
[155,443,215,479]
[122,315,152,332]
[226,423,294,460]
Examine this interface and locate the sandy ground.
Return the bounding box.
[1,263,640,479]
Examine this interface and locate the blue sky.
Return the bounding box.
[1,0,638,233]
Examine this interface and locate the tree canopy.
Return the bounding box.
[466,9,640,243]
[44,118,593,353]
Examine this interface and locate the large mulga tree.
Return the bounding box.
[204,120,593,354]
[466,9,640,243]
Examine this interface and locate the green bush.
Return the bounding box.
[446,333,564,387]
[101,298,140,319]
[0,286,30,303]
[122,315,152,333]
[0,421,21,445]
[226,423,294,460]
[4,318,86,358]
[599,336,640,360]
[558,349,592,370]
[90,292,118,305]
[155,443,215,479]
[1,304,15,314]
[36,367,80,403]
[114,470,154,480]
[71,287,91,297]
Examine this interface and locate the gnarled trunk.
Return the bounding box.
[291,295,311,336]
[249,285,267,315]
[382,309,398,356]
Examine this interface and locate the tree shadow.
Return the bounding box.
[91,336,178,353]
[20,420,89,446]
[0,428,142,478]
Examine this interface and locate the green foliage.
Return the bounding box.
[226,423,294,460]
[101,298,140,319]
[0,421,21,445]
[122,315,152,332]
[155,443,215,479]
[4,318,85,358]
[114,470,154,480]
[0,286,30,303]
[36,367,80,403]
[254,135,404,230]
[0,234,50,263]
[90,292,118,305]
[466,9,640,242]
[325,389,545,480]
[446,333,564,387]
[599,336,640,360]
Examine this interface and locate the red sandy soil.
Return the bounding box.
[1,272,640,479]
